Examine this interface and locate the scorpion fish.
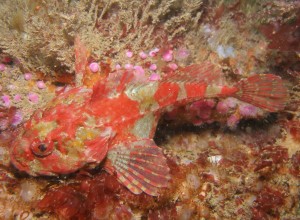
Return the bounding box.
[10,60,287,196]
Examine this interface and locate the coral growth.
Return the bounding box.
[0,0,203,75]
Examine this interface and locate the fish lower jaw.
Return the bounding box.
[10,158,36,176]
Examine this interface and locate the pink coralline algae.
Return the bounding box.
[139,51,148,59]
[239,104,259,117]
[189,100,216,125]
[149,64,157,71]
[216,101,230,114]
[0,63,6,71]
[215,98,262,128]
[149,73,160,81]
[1,95,11,107]
[28,93,39,103]
[133,66,146,81]
[124,63,133,70]
[89,62,100,73]
[110,46,182,84]
[175,47,190,61]
[24,73,33,80]
[218,100,260,117]
[13,94,22,102]
[11,110,22,127]
[149,48,159,57]
[226,113,240,128]
[162,50,173,62]
[168,63,178,70]
[115,64,121,70]
[164,96,266,129]
[126,50,133,58]
[223,97,238,108]
[0,107,22,131]
[133,65,145,75]
[36,81,46,89]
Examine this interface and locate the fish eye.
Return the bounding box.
[31,142,53,158]
[38,143,47,152]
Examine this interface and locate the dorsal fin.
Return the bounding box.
[74,36,88,75]
[151,62,223,108]
[91,62,222,106]
[163,62,222,84]
[90,81,108,102]
[90,70,135,102]
[114,70,135,93]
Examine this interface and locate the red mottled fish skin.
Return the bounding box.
[10,62,288,196]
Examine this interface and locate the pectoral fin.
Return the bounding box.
[105,139,170,196]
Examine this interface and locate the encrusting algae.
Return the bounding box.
[0,0,300,219]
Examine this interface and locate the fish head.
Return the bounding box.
[10,103,113,176]
[11,128,64,176]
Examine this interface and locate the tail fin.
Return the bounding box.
[235,74,288,112]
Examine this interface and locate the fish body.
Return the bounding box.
[10,63,287,196]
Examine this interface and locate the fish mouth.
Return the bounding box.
[10,138,36,176]
[10,152,55,176]
[10,154,35,176]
